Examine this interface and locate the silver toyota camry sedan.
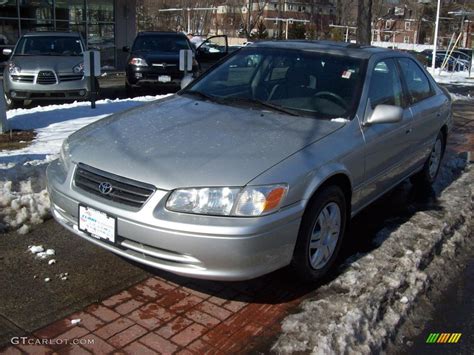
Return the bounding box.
[46,41,452,281]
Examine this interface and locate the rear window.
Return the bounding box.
[15,36,83,56]
[132,35,190,52]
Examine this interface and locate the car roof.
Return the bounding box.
[22,32,81,38]
[250,40,394,59]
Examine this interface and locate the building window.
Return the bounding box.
[405,21,410,31]
[19,0,54,20]
[404,36,410,43]
[0,18,20,45]
[384,35,390,42]
[385,20,392,30]
[0,0,118,68]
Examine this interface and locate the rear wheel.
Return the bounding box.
[291,185,347,282]
[411,132,445,187]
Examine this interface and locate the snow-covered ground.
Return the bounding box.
[427,67,474,87]
[0,96,167,233]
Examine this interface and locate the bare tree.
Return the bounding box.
[357,0,372,44]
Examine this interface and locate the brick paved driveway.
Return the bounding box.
[2,102,473,355]
[3,269,312,354]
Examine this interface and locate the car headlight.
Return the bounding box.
[73,62,84,74]
[166,184,288,217]
[129,57,148,66]
[8,62,20,74]
[59,140,71,172]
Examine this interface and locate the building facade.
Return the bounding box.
[0,0,136,69]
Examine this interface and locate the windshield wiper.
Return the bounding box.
[181,90,217,102]
[219,97,300,116]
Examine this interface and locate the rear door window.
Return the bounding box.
[397,58,433,105]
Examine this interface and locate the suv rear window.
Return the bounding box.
[132,35,190,52]
[15,36,83,56]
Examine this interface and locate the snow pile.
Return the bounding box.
[0,95,168,233]
[427,67,474,87]
[272,161,473,354]
[450,92,474,102]
[0,179,50,232]
[28,245,55,260]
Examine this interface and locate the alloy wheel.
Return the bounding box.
[308,202,341,270]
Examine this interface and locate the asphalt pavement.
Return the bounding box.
[0,219,149,346]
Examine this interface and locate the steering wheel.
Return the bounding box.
[314,91,348,110]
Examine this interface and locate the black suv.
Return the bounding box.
[124,32,228,95]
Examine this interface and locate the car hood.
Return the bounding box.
[10,55,83,73]
[68,96,345,190]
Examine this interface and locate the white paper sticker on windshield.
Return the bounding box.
[342,71,352,79]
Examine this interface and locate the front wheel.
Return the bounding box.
[291,185,347,282]
[411,132,445,187]
[4,92,22,109]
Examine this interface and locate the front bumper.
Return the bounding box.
[3,72,90,100]
[126,66,194,88]
[46,160,304,281]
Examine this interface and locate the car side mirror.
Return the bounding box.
[366,104,403,125]
[122,46,130,53]
[2,48,12,56]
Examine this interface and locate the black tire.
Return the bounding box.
[291,185,347,282]
[411,132,445,187]
[125,83,136,98]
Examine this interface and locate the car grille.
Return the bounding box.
[11,75,34,83]
[74,163,156,208]
[37,71,57,85]
[59,74,84,82]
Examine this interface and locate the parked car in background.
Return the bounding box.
[2,32,90,109]
[47,41,451,282]
[421,49,471,71]
[124,32,228,95]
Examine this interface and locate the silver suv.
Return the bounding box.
[3,32,90,108]
[46,41,452,282]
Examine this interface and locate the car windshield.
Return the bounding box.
[132,35,190,52]
[183,47,364,119]
[15,36,83,56]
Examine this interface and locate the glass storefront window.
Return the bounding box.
[0,18,19,45]
[1,0,117,68]
[87,0,114,23]
[55,0,85,23]
[19,0,54,20]
[0,0,19,18]
[88,22,114,67]
[55,20,85,35]
[20,19,54,34]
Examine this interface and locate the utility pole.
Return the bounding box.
[431,0,441,73]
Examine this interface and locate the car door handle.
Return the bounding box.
[406,128,412,134]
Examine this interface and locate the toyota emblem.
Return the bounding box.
[98,182,113,195]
